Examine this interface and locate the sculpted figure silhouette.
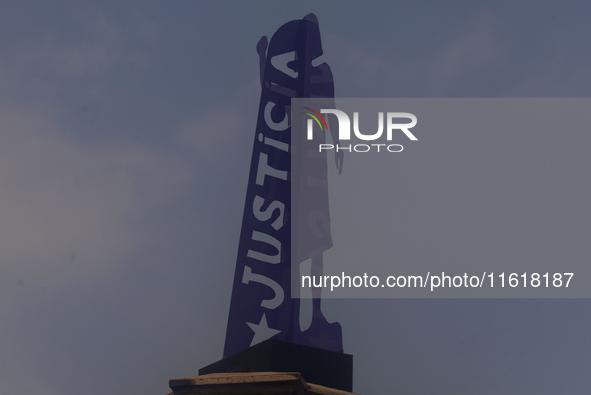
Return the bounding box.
[224,14,343,357]
[259,13,345,351]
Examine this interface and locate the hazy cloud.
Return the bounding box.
[0,105,189,292]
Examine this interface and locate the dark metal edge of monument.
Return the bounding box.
[201,14,353,393]
[199,339,353,392]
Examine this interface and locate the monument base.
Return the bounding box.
[169,371,358,395]
[198,339,353,392]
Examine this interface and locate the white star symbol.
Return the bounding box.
[246,313,281,346]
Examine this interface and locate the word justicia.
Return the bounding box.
[303,108,418,152]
